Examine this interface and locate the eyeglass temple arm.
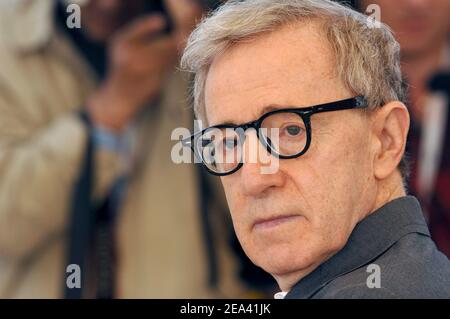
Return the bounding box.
[181,136,193,147]
[181,131,204,148]
[309,96,368,114]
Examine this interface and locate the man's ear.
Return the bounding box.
[371,101,410,180]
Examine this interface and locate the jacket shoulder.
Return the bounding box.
[316,233,450,299]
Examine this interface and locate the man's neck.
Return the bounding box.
[274,174,407,293]
[370,174,407,219]
[273,256,332,293]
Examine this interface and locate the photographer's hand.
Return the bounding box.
[87,15,178,131]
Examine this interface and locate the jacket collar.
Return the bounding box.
[285,196,430,299]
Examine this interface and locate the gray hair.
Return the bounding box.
[181,0,408,177]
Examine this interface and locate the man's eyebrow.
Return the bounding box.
[259,104,290,116]
[211,104,295,127]
[210,120,239,127]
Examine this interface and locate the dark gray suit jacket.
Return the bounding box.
[285,196,450,299]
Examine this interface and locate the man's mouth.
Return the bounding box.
[252,214,302,231]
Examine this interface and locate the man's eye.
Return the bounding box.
[283,125,303,137]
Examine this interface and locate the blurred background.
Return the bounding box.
[0,0,448,298]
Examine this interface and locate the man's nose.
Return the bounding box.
[239,130,285,197]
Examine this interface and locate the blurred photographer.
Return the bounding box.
[359,0,450,258]
[0,0,246,298]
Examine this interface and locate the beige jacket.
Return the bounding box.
[0,0,244,298]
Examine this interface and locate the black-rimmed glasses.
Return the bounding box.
[182,96,368,176]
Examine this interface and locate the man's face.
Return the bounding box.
[204,22,379,278]
[360,0,450,57]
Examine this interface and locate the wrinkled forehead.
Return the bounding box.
[204,20,350,127]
